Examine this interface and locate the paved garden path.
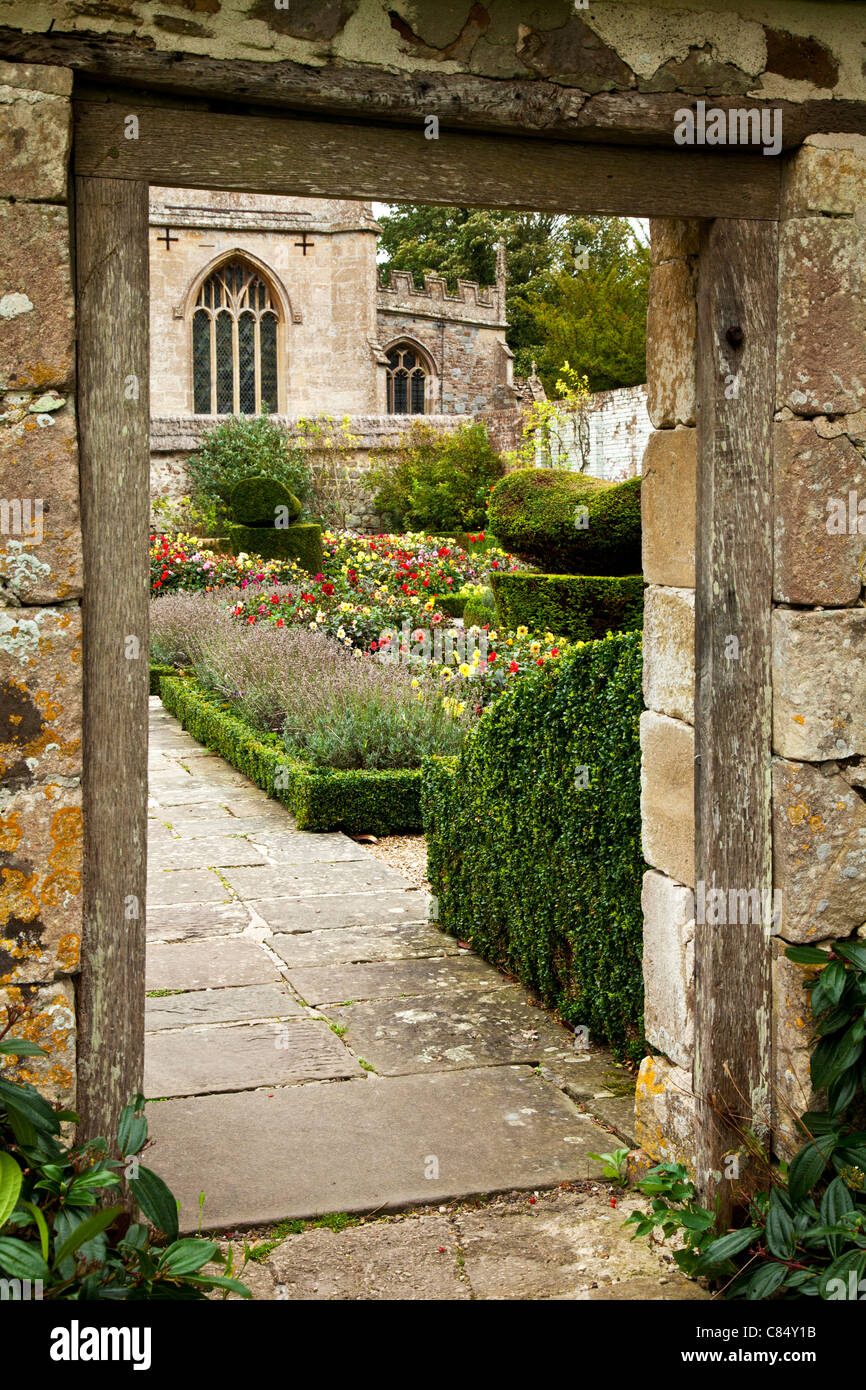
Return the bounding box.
[145,696,637,1239]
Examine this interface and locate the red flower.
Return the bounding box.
[536,658,544,666]
[275,617,284,627]
[551,647,559,656]
[488,652,497,663]
[508,660,519,674]
[321,582,334,597]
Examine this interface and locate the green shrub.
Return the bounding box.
[284,684,468,771]
[187,414,311,527]
[225,521,323,573]
[422,630,645,1060]
[230,474,301,527]
[158,673,423,833]
[368,420,505,532]
[436,590,471,619]
[149,662,175,695]
[491,572,643,642]
[0,1033,250,1299]
[462,583,497,629]
[488,468,641,574]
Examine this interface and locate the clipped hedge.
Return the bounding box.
[436,590,470,619]
[422,630,645,1060]
[488,468,641,574]
[157,673,422,833]
[149,663,175,695]
[491,572,644,642]
[230,474,302,527]
[225,521,323,573]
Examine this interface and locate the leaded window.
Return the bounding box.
[386,343,428,414]
[192,261,280,415]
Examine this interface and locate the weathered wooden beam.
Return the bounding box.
[4,28,866,148]
[73,99,781,220]
[693,219,777,1216]
[75,176,150,1146]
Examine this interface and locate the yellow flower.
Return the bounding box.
[544,632,555,644]
[455,702,465,715]
[458,663,471,678]
[411,678,419,688]
[516,625,528,637]
[529,641,541,655]
[488,631,498,642]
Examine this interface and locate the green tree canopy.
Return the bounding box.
[376,206,649,397]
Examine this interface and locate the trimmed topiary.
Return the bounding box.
[491,572,644,642]
[230,474,301,527]
[226,521,323,573]
[422,630,645,1061]
[488,468,641,574]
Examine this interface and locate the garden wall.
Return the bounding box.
[0,60,80,1112]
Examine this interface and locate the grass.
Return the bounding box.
[146,989,184,998]
[247,1211,360,1262]
[329,1023,347,1038]
[358,1059,377,1073]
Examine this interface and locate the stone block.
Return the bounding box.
[0,783,82,985]
[772,757,866,943]
[777,219,866,417]
[0,977,75,1108]
[642,586,694,723]
[782,136,866,218]
[0,63,71,202]
[772,608,866,759]
[641,427,696,588]
[0,403,83,602]
[773,419,866,606]
[646,260,696,428]
[649,217,700,264]
[642,870,694,1068]
[640,711,695,888]
[0,605,82,787]
[0,202,74,391]
[772,939,827,1160]
[634,1055,696,1166]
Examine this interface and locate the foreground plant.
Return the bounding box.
[625,938,866,1299]
[0,1024,250,1299]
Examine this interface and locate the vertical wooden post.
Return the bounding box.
[694,219,778,1216]
[75,177,150,1143]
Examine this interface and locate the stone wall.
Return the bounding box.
[771,135,866,1159]
[150,412,468,532]
[0,61,80,1111]
[634,217,700,1164]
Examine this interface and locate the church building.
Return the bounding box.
[148,188,516,496]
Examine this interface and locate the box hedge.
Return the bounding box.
[157,672,422,833]
[491,572,644,642]
[488,468,641,574]
[421,630,645,1060]
[225,520,323,573]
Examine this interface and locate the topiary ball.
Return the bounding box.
[230,474,302,528]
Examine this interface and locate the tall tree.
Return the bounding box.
[376,206,649,396]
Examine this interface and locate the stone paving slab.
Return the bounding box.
[145,1066,610,1231]
[285,955,510,1006]
[146,901,252,942]
[153,816,295,840]
[146,983,306,1030]
[328,987,577,1075]
[151,783,227,806]
[153,837,270,871]
[248,891,428,933]
[264,1215,467,1300]
[149,802,237,824]
[270,922,461,968]
[244,832,372,863]
[144,1019,361,1097]
[146,937,283,991]
[222,859,412,900]
[147,868,230,906]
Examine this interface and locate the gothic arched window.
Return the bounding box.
[192,260,281,415]
[386,343,429,414]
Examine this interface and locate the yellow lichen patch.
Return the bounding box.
[788,801,808,826]
[0,811,22,853]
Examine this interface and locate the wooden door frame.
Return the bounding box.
[73,92,780,1200]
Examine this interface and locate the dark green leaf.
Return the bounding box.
[0,1038,47,1057]
[785,945,831,966]
[788,1140,833,1203]
[53,1205,122,1269]
[158,1238,217,1275]
[130,1165,179,1242]
[0,1236,50,1281]
[766,1190,797,1260]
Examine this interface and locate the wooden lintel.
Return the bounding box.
[73,99,781,220]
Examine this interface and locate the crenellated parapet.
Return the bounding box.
[376,268,506,327]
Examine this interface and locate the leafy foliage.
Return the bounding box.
[0,1025,250,1299]
[422,630,645,1060]
[491,572,644,643]
[377,206,649,393]
[488,468,641,575]
[626,939,866,1299]
[187,414,312,527]
[368,420,505,533]
[230,475,301,527]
